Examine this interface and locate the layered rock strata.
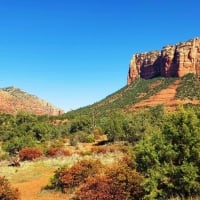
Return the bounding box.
[128,37,200,84]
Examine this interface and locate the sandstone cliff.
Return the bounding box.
[0,87,64,115]
[128,37,200,84]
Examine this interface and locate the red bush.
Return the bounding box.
[49,159,102,192]
[0,176,20,200]
[76,175,112,200]
[19,147,42,161]
[76,164,144,200]
[46,148,71,157]
[91,146,116,154]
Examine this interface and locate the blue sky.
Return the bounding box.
[0,0,200,112]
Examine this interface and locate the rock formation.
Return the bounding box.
[128,37,200,84]
[0,87,64,115]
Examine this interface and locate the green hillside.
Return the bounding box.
[176,73,200,100]
[67,77,177,116]
[65,73,200,119]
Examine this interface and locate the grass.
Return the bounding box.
[0,146,124,199]
[176,73,200,100]
[0,151,123,184]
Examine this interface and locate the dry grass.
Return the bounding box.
[169,197,200,200]
[0,148,123,200]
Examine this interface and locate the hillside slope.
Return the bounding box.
[67,74,200,117]
[0,87,64,115]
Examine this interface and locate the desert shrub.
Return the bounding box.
[69,117,92,133]
[49,159,103,192]
[91,145,116,154]
[46,147,71,157]
[75,175,113,200]
[19,147,42,161]
[0,146,9,161]
[119,153,135,168]
[77,132,95,143]
[91,146,108,154]
[69,132,95,147]
[0,176,20,200]
[75,163,144,200]
[69,135,78,146]
[2,134,37,155]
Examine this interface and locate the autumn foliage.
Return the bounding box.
[19,147,42,161]
[75,163,144,200]
[91,145,116,154]
[49,159,102,192]
[0,176,20,200]
[46,147,71,157]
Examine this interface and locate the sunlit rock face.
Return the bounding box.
[128,37,200,84]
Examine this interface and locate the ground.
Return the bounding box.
[0,141,122,200]
[13,170,68,200]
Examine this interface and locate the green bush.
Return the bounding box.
[135,108,200,199]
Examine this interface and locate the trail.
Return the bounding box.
[13,171,69,200]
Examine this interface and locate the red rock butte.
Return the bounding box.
[127,37,200,84]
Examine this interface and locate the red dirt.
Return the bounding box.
[13,170,69,200]
[130,80,200,110]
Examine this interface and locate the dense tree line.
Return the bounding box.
[0,113,67,155]
[1,105,200,199]
[64,105,200,199]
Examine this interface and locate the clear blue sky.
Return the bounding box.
[0,0,200,112]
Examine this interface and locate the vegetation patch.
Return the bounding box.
[46,147,71,157]
[75,163,144,200]
[176,73,200,100]
[19,147,42,161]
[47,159,103,192]
[64,77,177,119]
[0,176,20,200]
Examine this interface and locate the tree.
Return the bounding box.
[103,112,125,142]
[135,109,200,199]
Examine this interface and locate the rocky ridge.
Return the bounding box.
[0,87,64,115]
[128,37,200,84]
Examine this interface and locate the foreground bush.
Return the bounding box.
[0,176,20,200]
[75,163,144,200]
[19,147,42,161]
[135,109,200,199]
[49,159,102,192]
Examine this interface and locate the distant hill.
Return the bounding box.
[67,73,200,117]
[0,86,64,115]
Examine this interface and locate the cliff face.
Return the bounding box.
[128,37,200,84]
[0,87,64,115]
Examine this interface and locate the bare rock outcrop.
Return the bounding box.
[128,37,200,84]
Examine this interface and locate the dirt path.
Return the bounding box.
[13,171,69,200]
